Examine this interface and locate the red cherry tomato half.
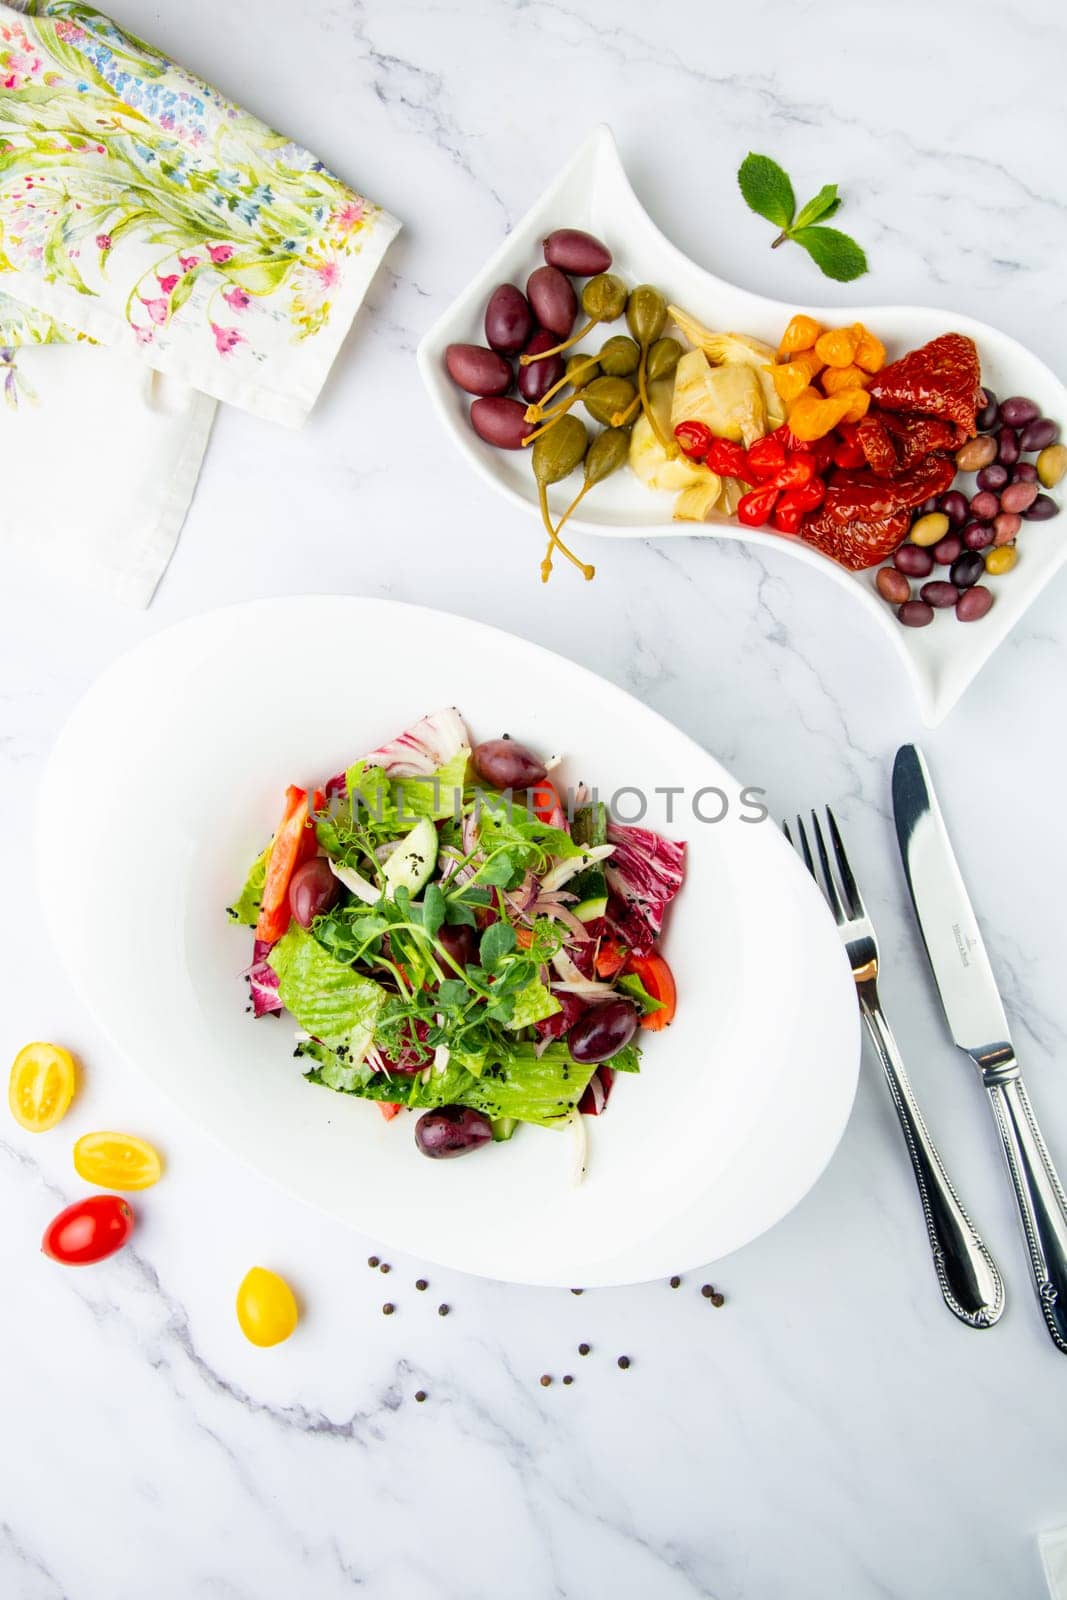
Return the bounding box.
[42,1194,135,1265]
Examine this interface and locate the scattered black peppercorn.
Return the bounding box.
[570,1288,583,1296]
[438,1304,450,1317]
[701,1284,714,1298]
[382,1303,395,1316]
[415,1279,428,1291]
[540,1374,552,1387]
[669,1275,681,1288]
[578,1343,591,1356]
[711,1290,725,1308]
[379,1263,391,1275]
[617,1356,631,1370]
[415,1390,427,1403]
[368,1256,379,1268]
[562,1375,574,1386]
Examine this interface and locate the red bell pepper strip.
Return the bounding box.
[626,951,677,1031]
[255,785,320,944]
[595,937,629,979]
[737,485,780,527]
[745,436,788,482]
[706,437,750,480]
[673,420,713,460]
[529,778,566,829]
[378,1102,402,1121]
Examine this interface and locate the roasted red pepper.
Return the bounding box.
[706,437,750,479]
[785,475,826,511]
[737,484,780,527]
[745,436,788,482]
[770,496,806,535]
[674,420,713,460]
[773,452,817,491]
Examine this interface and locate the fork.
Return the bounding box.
[786,807,1004,1329]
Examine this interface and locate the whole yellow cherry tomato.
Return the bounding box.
[9,1042,76,1132]
[73,1131,163,1191]
[236,1267,299,1347]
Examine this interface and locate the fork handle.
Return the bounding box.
[983,1071,1067,1354]
[859,993,1004,1327]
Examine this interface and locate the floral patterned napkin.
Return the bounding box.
[0,0,399,424]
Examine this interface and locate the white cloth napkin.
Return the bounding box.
[0,1,399,603]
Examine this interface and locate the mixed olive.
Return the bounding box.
[875,389,1062,627]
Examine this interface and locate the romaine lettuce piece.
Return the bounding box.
[228,845,270,927]
[268,924,383,1063]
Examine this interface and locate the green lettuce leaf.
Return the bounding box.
[505,978,561,1031]
[268,924,384,1063]
[393,745,471,822]
[227,844,270,926]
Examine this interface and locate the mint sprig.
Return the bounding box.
[737,154,867,283]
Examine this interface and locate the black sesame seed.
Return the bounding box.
[368,1256,379,1268]
[578,1343,590,1356]
[617,1355,631,1370]
[539,1374,552,1387]
[669,1275,681,1288]
[438,1303,450,1317]
[382,1303,395,1316]
[415,1390,427,1403]
[415,1278,428,1291]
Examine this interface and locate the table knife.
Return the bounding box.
[893,743,1067,1354]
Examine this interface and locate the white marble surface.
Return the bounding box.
[3,1,1067,1596]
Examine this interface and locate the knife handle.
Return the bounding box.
[985,1073,1067,1354]
[860,997,1004,1327]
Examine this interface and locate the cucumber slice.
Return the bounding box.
[383,815,438,897]
[491,1116,518,1142]
[572,802,607,849]
[574,894,608,923]
[570,859,607,921]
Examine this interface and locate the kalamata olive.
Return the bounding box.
[289,858,340,928]
[938,490,969,527]
[993,512,1021,544]
[893,544,934,577]
[526,265,577,339]
[909,512,949,546]
[999,396,1040,428]
[484,284,533,354]
[976,463,1008,492]
[1011,461,1038,484]
[932,533,963,566]
[1037,444,1067,488]
[955,434,997,472]
[543,228,612,276]
[469,396,533,449]
[950,551,985,589]
[963,521,994,551]
[1019,417,1060,453]
[969,490,1000,521]
[415,1106,493,1159]
[445,343,513,397]
[517,330,565,404]
[471,737,547,789]
[920,581,960,608]
[956,585,993,622]
[897,600,934,628]
[437,923,478,972]
[568,999,638,1064]
[916,496,941,516]
[1000,479,1038,514]
[975,389,999,431]
[996,426,1020,466]
[876,567,910,604]
[1023,493,1059,520]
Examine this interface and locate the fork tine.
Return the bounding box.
[794,814,815,878]
[826,806,865,921]
[809,809,846,925]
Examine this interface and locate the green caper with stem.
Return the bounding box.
[520,273,628,365]
[525,351,599,422]
[583,375,636,427]
[531,415,593,581]
[546,428,630,577]
[647,336,682,383]
[597,334,640,377]
[626,285,675,457]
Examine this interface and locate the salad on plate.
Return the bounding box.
[228,708,685,1165]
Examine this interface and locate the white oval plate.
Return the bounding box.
[36,598,858,1286]
[417,125,1067,726]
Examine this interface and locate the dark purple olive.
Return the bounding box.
[469,396,533,449]
[289,858,339,929]
[916,496,940,516]
[969,490,1000,521]
[920,581,959,608]
[543,228,612,276]
[437,923,478,972]
[1011,461,1038,484]
[897,600,934,628]
[975,390,999,432]
[963,521,994,551]
[996,426,1020,466]
[445,343,513,397]
[471,737,547,790]
[415,1106,493,1159]
[999,395,1040,428]
[526,265,577,339]
[976,463,1008,492]
[1019,417,1060,452]
[1023,493,1059,521]
[568,999,638,1064]
[932,533,963,566]
[517,329,565,404]
[484,283,533,354]
[893,544,934,578]
[956,585,993,622]
[938,490,969,528]
[950,551,985,589]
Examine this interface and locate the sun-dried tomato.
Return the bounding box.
[821,453,956,526]
[867,333,981,436]
[857,412,961,476]
[799,507,912,570]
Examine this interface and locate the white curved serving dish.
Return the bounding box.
[36,597,859,1286]
[417,125,1067,725]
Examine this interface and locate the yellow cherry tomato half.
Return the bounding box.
[236,1267,299,1347]
[73,1131,163,1191]
[9,1042,76,1132]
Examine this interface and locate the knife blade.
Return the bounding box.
[893,743,1067,1355]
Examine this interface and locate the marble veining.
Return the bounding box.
[2,0,1067,1596]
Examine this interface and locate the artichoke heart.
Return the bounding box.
[670,349,766,447]
[668,306,786,432]
[628,377,721,519]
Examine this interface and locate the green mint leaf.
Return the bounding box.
[479,921,516,973]
[792,183,839,231]
[790,225,868,282]
[737,152,795,231]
